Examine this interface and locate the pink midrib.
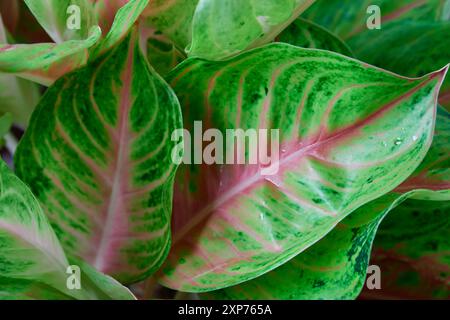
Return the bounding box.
[173,70,445,244]
[93,35,135,272]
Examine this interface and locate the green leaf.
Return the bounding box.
[393,107,450,200]
[24,0,97,43]
[303,0,449,41]
[0,26,101,85]
[141,27,186,76]
[0,160,135,300]
[156,43,447,292]
[349,21,450,110]
[276,18,353,56]
[202,108,450,299]
[91,0,150,58]
[14,28,183,284]
[143,0,317,60]
[364,199,450,299]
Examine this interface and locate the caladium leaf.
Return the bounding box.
[0,26,101,85]
[143,0,317,60]
[303,0,449,41]
[276,18,353,57]
[349,21,450,111]
[0,0,148,86]
[362,199,450,299]
[14,28,183,284]
[157,43,447,292]
[0,160,135,300]
[24,0,97,43]
[202,107,450,299]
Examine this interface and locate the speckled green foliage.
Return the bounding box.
[303,0,450,110]
[143,0,316,60]
[0,160,135,300]
[276,18,353,57]
[0,26,101,85]
[202,108,450,299]
[14,28,183,284]
[349,21,450,110]
[396,107,450,201]
[157,43,446,292]
[303,0,449,40]
[0,0,148,86]
[370,199,450,299]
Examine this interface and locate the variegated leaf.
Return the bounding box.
[14,28,183,284]
[203,107,450,299]
[143,0,316,60]
[156,43,447,291]
[0,160,135,300]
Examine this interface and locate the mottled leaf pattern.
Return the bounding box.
[276,18,353,57]
[157,43,447,291]
[0,26,101,85]
[14,28,183,284]
[0,160,135,300]
[203,108,450,299]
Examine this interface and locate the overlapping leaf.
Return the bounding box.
[0,160,134,300]
[303,0,449,40]
[276,18,353,57]
[349,21,450,110]
[362,199,450,299]
[0,0,147,85]
[203,108,450,299]
[143,0,317,60]
[157,43,447,292]
[14,28,183,284]
[303,0,450,110]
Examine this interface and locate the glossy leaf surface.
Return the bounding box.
[0,160,134,300]
[15,29,183,284]
[204,108,450,299]
[158,43,447,291]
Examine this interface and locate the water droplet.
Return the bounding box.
[412,135,418,141]
[382,141,387,147]
[281,149,286,153]
[394,137,403,145]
